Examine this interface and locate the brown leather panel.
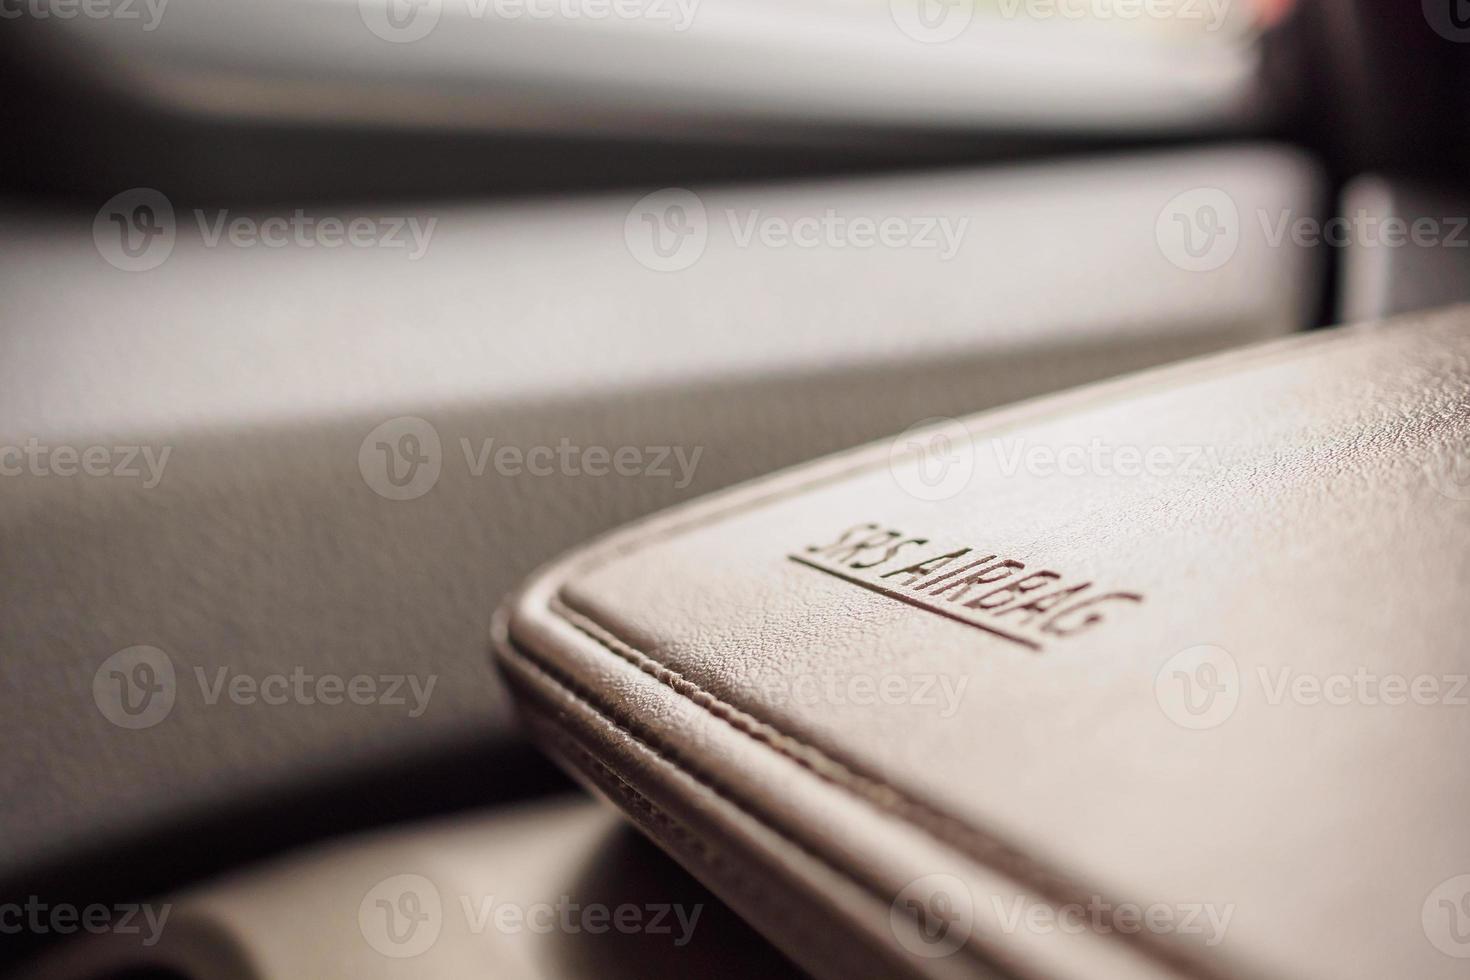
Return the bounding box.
[498,307,1470,979]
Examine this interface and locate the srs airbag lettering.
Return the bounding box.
[790,522,1142,651]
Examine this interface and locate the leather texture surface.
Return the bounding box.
[15,795,801,979]
[497,307,1470,980]
[0,146,1321,892]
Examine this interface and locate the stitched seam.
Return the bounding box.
[538,728,870,973]
[504,639,972,977]
[551,594,1069,895]
[542,729,788,906]
[546,594,1224,980]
